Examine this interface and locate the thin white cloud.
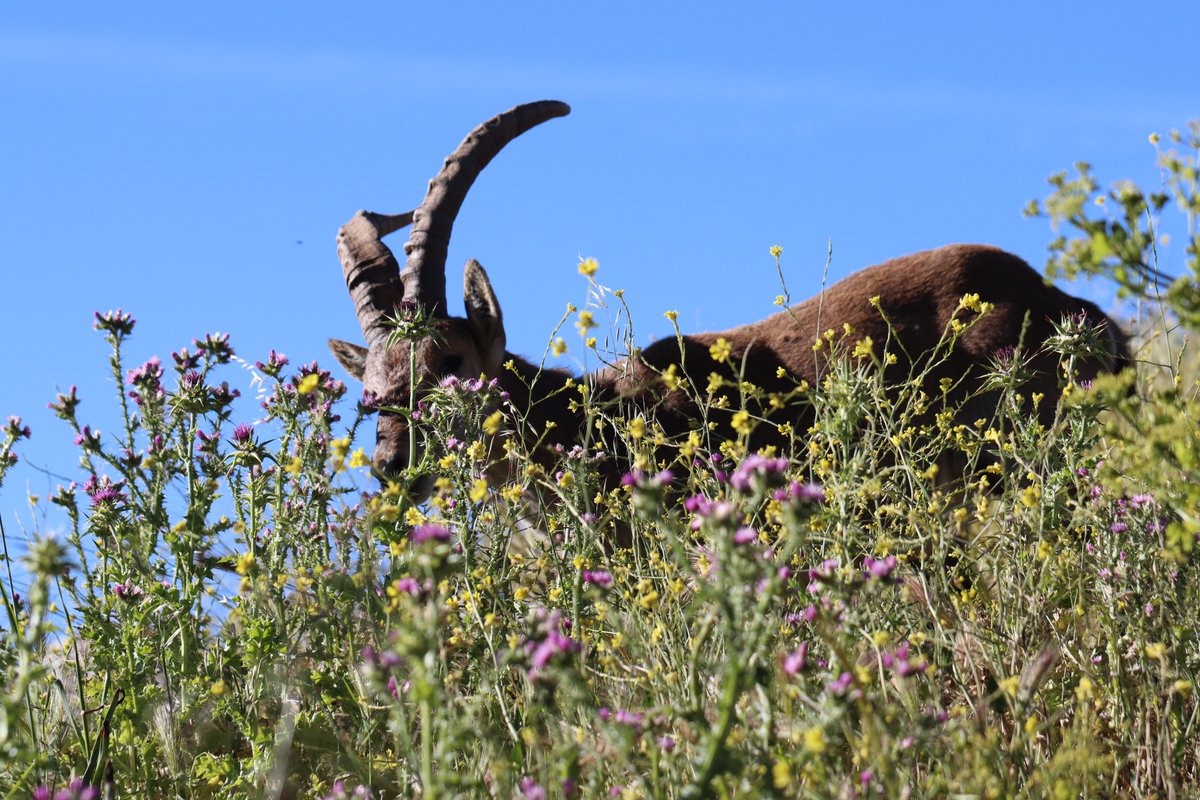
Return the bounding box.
[0,28,1186,132]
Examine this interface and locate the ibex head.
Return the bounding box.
[328,101,570,495]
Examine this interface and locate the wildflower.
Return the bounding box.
[297,374,321,395]
[527,625,580,679]
[551,337,568,356]
[627,416,647,439]
[863,554,898,581]
[772,759,792,789]
[94,308,135,336]
[255,349,289,377]
[733,526,758,545]
[729,453,789,493]
[575,310,597,335]
[231,424,254,445]
[664,310,679,322]
[519,778,548,800]
[582,569,613,587]
[802,726,826,753]
[112,580,143,602]
[482,410,504,435]
[770,244,783,258]
[709,337,732,362]
[411,524,452,544]
[782,643,808,674]
[578,257,599,277]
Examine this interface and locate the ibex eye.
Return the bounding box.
[440,355,463,376]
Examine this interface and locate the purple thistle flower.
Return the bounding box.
[733,526,758,545]
[231,424,254,445]
[863,554,898,581]
[411,524,452,544]
[94,308,135,336]
[519,778,547,800]
[6,416,31,439]
[828,671,854,695]
[112,580,143,602]
[620,469,645,487]
[614,708,644,730]
[728,453,790,492]
[782,642,808,674]
[582,569,613,587]
[255,349,289,377]
[394,577,421,596]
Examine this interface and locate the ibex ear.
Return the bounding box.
[328,339,368,380]
[464,259,506,366]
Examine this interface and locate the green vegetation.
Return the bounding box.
[3,124,1199,799]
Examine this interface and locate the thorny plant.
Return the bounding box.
[2,123,1200,799]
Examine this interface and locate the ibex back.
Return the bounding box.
[329,101,1129,501]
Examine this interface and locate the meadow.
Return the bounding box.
[2,124,1199,799]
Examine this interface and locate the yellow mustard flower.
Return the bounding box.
[297,373,320,395]
[709,337,732,362]
[482,410,504,436]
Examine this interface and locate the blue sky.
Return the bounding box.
[1,2,1197,528]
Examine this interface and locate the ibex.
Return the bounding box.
[328,100,1129,500]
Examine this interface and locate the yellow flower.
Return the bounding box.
[551,337,568,356]
[773,295,786,306]
[709,337,732,362]
[772,759,792,789]
[482,410,504,436]
[586,336,597,348]
[769,245,783,258]
[348,448,370,468]
[234,552,254,576]
[578,257,599,276]
[285,456,303,475]
[1075,676,1094,701]
[731,410,752,435]
[330,437,351,459]
[469,479,489,503]
[297,374,320,395]
[852,336,874,359]
[576,310,597,335]
[802,726,826,754]
[627,416,647,439]
[1145,642,1167,662]
[663,310,679,322]
[404,507,426,526]
[661,364,683,391]
[438,453,457,469]
[211,680,227,696]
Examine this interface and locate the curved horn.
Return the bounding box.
[401,100,571,316]
[338,210,415,344]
